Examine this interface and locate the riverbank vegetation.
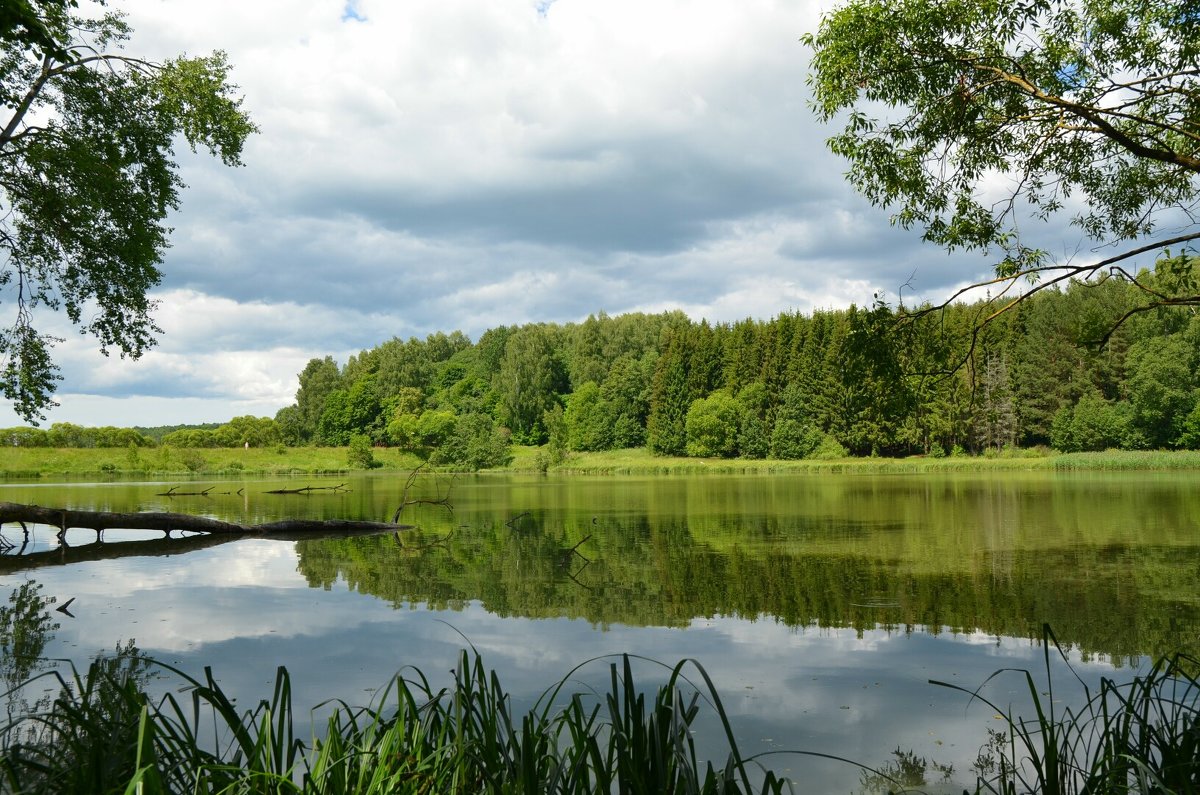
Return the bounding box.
[7,443,1200,478]
[5,263,1200,472]
[6,443,1200,478]
[1,642,1197,794]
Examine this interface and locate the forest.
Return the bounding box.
[4,263,1199,469]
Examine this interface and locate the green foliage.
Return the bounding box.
[601,352,654,449]
[1178,401,1200,450]
[733,383,770,459]
[178,450,207,473]
[430,413,511,471]
[937,629,1200,795]
[647,327,692,456]
[494,325,569,445]
[160,417,281,449]
[809,433,848,460]
[1126,335,1198,448]
[973,354,1015,451]
[0,426,48,447]
[316,389,351,446]
[0,650,790,795]
[32,423,154,448]
[129,422,221,443]
[347,433,379,469]
[770,419,824,460]
[805,0,1200,284]
[290,357,342,444]
[684,390,740,458]
[213,415,282,448]
[564,381,610,451]
[769,383,823,459]
[736,414,769,460]
[161,428,219,448]
[0,8,257,421]
[271,284,1200,462]
[0,1,75,59]
[1050,393,1136,453]
[542,403,568,468]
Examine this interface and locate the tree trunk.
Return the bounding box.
[0,501,411,538]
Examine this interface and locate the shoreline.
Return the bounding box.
[4,446,1200,480]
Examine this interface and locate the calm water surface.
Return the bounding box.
[2,471,1198,792]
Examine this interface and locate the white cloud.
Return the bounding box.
[2,0,1011,426]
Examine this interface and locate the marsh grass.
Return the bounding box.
[0,447,429,478]
[2,651,791,794]
[539,447,1063,475]
[8,444,1200,479]
[1049,450,1200,471]
[936,626,1200,795]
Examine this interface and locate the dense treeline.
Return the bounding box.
[0,417,279,450]
[270,261,1200,465]
[4,263,1198,467]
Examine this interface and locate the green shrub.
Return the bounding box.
[770,419,824,459]
[347,434,379,469]
[810,433,848,460]
[179,450,207,472]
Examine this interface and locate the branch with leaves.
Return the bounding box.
[0,6,257,421]
[806,0,1199,341]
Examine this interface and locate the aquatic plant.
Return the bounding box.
[1,651,791,794]
[937,627,1200,794]
[4,629,1199,794]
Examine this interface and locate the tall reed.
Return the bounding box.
[2,650,791,794]
[935,626,1200,794]
[6,635,1198,794]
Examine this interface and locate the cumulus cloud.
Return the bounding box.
[2,0,1004,427]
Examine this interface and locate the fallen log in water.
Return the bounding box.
[0,521,409,574]
[0,501,412,538]
[263,483,348,495]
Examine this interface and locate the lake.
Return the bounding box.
[2,470,1198,792]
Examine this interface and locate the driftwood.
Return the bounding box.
[391,465,454,523]
[154,486,245,497]
[264,483,348,495]
[156,485,216,497]
[0,501,412,543]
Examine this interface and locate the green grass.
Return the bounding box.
[1049,449,1200,471]
[0,446,429,478]
[5,445,1200,480]
[536,446,1063,475]
[537,447,1200,475]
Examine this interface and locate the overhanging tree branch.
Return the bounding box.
[807,0,1200,351]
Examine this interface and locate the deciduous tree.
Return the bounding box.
[1,4,256,420]
[806,0,1200,337]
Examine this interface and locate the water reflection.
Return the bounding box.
[2,471,1198,791]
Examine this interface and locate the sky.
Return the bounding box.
[2,0,1007,429]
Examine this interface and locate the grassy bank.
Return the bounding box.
[0,445,429,479]
[538,447,1200,475]
[4,445,1200,479]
